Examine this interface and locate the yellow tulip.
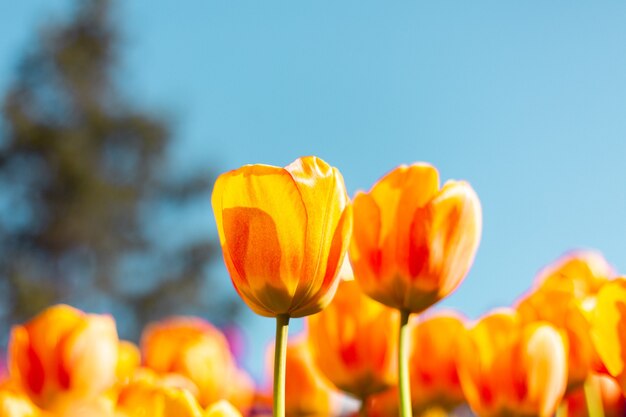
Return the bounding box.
[590,277,626,393]
[212,155,352,318]
[533,251,614,300]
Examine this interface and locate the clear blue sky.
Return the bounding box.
[3,1,626,380]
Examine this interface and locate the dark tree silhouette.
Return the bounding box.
[0,0,237,339]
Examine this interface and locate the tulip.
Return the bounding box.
[308,279,398,406]
[409,312,466,412]
[8,304,118,412]
[590,278,626,393]
[350,163,481,417]
[212,156,352,417]
[457,309,567,417]
[141,317,254,412]
[516,288,594,392]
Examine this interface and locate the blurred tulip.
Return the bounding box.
[308,279,398,400]
[516,288,594,392]
[590,277,626,393]
[205,400,243,417]
[457,309,567,417]
[368,312,466,416]
[211,155,352,318]
[8,304,118,411]
[409,312,466,411]
[533,251,614,300]
[116,379,203,417]
[141,317,254,412]
[565,374,625,417]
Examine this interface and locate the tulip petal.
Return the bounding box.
[592,279,626,379]
[285,157,351,314]
[426,181,482,297]
[60,315,118,398]
[213,165,307,315]
[371,164,440,282]
[524,324,567,417]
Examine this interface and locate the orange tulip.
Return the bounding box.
[564,374,625,417]
[367,312,466,416]
[516,288,594,392]
[141,317,254,412]
[590,277,626,393]
[308,279,398,400]
[409,312,466,411]
[533,251,615,300]
[8,304,119,411]
[457,309,567,417]
[350,163,481,314]
[211,156,352,318]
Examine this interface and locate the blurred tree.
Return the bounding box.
[0,0,237,339]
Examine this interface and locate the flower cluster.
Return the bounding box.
[1,305,249,416]
[3,156,625,417]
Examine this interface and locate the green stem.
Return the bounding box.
[273,314,290,417]
[359,396,368,417]
[584,378,605,417]
[398,309,413,417]
[556,401,568,417]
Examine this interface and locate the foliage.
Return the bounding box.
[0,0,236,339]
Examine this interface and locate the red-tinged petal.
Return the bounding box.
[213,165,307,315]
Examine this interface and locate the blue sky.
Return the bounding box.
[3,1,626,379]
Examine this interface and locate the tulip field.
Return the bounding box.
[0,156,624,417]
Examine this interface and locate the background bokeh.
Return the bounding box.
[2,0,625,381]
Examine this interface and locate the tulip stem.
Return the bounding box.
[584,378,604,417]
[359,396,368,417]
[273,314,290,417]
[556,402,568,417]
[398,309,413,417]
